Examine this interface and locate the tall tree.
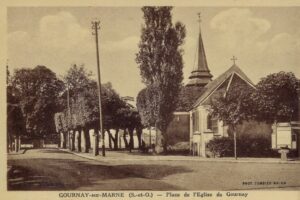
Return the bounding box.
[136,6,186,152]
[12,66,64,141]
[252,72,300,123]
[211,83,255,159]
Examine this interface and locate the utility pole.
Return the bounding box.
[92,20,105,157]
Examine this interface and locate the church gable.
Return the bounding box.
[202,72,254,105]
[192,65,255,108]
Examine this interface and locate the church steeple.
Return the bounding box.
[187,13,213,87]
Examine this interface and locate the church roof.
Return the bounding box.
[196,30,210,73]
[191,64,255,109]
[186,14,212,87]
[175,86,206,112]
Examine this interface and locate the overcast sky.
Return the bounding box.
[7,7,300,98]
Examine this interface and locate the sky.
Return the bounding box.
[7,7,300,99]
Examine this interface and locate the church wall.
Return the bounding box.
[189,106,212,157]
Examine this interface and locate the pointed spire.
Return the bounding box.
[187,12,213,87]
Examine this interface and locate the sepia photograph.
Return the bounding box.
[4,3,300,196]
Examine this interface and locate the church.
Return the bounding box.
[166,14,258,157]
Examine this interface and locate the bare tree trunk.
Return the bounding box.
[84,128,90,153]
[149,126,152,148]
[108,130,113,149]
[136,127,142,149]
[128,128,134,152]
[63,132,67,148]
[67,131,70,150]
[154,122,164,154]
[162,128,168,153]
[14,135,20,152]
[58,132,61,148]
[123,129,129,149]
[101,130,105,156]
[71,130,75,151]
[119,133,122,148]
[77,129,81,152]
[7,134,10,153]
[93,128,99,156]
[114,129,119,150]
[68,130,72,150]
[10,136,14,152]
[18,136,21,151]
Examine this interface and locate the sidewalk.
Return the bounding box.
[59,148,300,164]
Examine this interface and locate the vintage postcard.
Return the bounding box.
[1,0,300,200]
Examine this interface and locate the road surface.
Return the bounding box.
[7,148,300,190]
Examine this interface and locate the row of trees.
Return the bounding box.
[55,65,143,152]
[7,64,143,152]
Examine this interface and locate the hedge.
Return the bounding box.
[207,135,277,158]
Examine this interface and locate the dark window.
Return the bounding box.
[192,110,199,132]
[207,114,212,130]
[207,114,218,134]
[212,118,219,134]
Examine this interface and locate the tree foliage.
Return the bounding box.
[136,87,159,127]
[252,71,300,123]
[136,6,186,150]
[211,82,255,127]
[54,112,68,133]
[211,81,255,159]
[11,65,64,138]
[57,65,143,150]
[176,86,204,112]
[7,85,25,137]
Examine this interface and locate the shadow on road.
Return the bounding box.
[8,156,192,190]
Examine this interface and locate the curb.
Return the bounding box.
[59,148,300,164]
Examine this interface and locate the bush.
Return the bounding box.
[207,137,233,157]
[236,135,273,157]
[207,135,275,158]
